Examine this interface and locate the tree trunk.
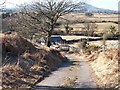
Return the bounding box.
[102,34,107,52]
[47,23,54,47]
[47,34,51,47]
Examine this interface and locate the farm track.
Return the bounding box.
[33,53,99,89]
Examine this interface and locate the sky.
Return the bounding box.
[1,0,119,10]
[88,0,119,10]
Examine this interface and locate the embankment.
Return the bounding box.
[1,33,67,89]
[85,49,119,89]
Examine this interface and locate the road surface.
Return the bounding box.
[33,53,99,89]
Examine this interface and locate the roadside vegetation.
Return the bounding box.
[86,49,119,89]
[1,33,67,89]
[1,0,119,89]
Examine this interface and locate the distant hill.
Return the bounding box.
[0,3,117,14]
[0,8,16,13]
[75,3,117,14]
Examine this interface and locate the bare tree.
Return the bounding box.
[109,25,116,36]
[64,21,73,34]
[64,21,70,34]
[2,12,47,40]
[0,0,6,5]
[0,0,6,9]
[21,0,84,47]
[83,23,97,37]
[102,30,108,52]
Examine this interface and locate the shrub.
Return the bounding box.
[83,45,101,55]
[85,13,94,17]
[87,45,100,52]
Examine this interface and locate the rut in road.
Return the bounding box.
[34,53,98,88]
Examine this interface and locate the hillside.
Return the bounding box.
[1,33,67,89]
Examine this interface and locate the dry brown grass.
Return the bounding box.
[56,13,118,35]
[1,33,68,88]
[61,13,118,22]
[87,48,119,88]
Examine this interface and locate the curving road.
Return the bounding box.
[33,53,99,89]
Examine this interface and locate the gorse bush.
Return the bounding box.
[87,45,101,52]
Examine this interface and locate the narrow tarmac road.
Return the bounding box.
[34,53,98,89]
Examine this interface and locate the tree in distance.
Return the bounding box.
[21,0,84,47]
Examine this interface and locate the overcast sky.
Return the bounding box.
[2,0,119,10]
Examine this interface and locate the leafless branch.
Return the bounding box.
[0,0,6,5]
